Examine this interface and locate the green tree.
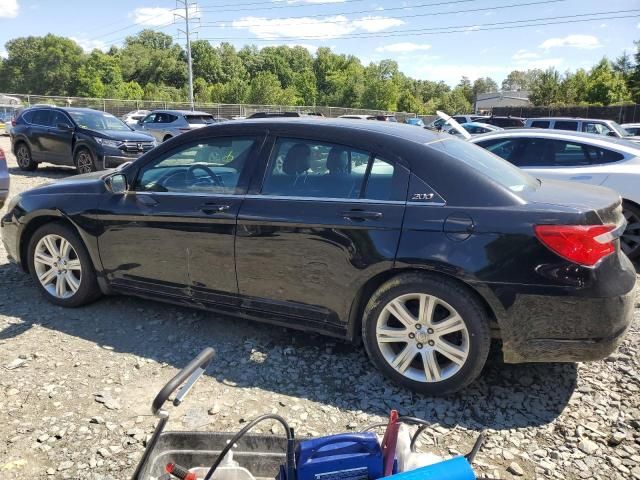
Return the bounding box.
[586,58,631,105]
[191,40,224,84]
[362,60,400,110]
[529,68,562,106]
[248,72,283,104]
[457,76,473,104]
[223,78,249,104]
[472,77,498,102]
[0,34,84,95]
[501,69,541,91]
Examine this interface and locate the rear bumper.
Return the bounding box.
[485,251,637,364]
[500,287,635,363]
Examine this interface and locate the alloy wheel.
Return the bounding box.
[375,293,470,383]
[33,234,82,299]
[16,145,30,168]
[621,208,640,256]
[76,151,93,173]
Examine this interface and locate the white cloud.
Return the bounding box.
[131,7,175,26]
[376,42,431,53]
[539,34,601,50]
[71,37,108,52]
[232,15,403,40]
[0,0,19,18]
[351,16,404,33]
[512,49,540,61]
[0,49,7,59]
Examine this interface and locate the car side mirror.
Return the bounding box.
[57,123,73,131]
[105,173,128,194]
[607,131,617,137]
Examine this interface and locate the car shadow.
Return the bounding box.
[8,165,75,180]
[0,261,576,432]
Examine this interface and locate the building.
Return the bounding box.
[474,91,531,114]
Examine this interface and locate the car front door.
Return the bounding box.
[97,133,264,305]
[137,113,161,141]
[40,111,74,164]
[234,135,409,336]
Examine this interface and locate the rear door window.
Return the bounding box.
[186,114,215,125]
[553,121,578,131]
[31,109,51,126]
[261,138,370,199]
[530,120,550,128]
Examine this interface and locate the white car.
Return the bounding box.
[621,123,640,136]
[468,129,640,258]
[122,110,151,126]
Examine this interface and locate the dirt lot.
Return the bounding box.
[0,135,639,480]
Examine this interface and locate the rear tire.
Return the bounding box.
[15,142,37,171]
[622,201,640,260]
[75,147,96,174]
[362,273,491,395]
[27,223,101,307]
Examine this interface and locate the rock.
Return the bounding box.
[507,462,524,476]
[5,358,27,370]
[57,461,73,471]
[609,431,626,446]
[578,439,599,455]
[6,388,19,396]
[89,416,105,425]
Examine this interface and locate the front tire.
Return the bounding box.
[15,142,37,171]
[362,273,491,395]
[621,201,640,260]
[74,147,96,174]
[27,223,101,307]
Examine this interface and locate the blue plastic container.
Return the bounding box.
[384,457,476,480]
[295,433,384,480]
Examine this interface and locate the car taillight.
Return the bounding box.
[534,224,617,266]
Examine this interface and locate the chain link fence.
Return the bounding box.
[491,104,640,123]
[0,93,417,122]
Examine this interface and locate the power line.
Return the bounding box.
[194,10,639,41]
[196,0,476,13]
[198,0,367,9]
[198,0,565,29]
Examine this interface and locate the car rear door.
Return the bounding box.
[27,109,51,161]
[234,134,409,336]
[40,110,74,164]
[97,132,265,305]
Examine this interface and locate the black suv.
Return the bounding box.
[11,107,156,174]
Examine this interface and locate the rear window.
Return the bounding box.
[553,121,578,131]
[530,120,550,128]
[428,138,538,193]
[185,114,216,125]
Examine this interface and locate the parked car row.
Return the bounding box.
[1,116,637,395]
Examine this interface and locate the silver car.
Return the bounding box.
[524,117,640,143]
[0,147,9,208]
[134,110,220,143]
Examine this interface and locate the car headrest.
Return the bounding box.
[326,147,349,174]
[282,144,311,175]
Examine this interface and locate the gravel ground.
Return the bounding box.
[0,135,639,480]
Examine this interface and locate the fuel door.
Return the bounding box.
[444,212,474,241]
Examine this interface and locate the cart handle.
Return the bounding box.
[151,347,215,415]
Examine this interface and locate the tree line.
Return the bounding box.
[0,30,638,114]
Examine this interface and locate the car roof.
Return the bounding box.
[152,109,212,115]
[229,117,445,143]
[527,117,615,123]
[470,128,640,154]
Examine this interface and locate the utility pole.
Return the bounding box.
[176,1,197,111]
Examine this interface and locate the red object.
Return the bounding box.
[165,462,197,480]
[11,119,16,127]
[534,224,617,266]
[380,410,400,477]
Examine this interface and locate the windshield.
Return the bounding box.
[69,111,131,131]
[428,138,538,193]
[610,121,632,137]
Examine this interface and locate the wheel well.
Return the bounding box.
[622,198,640,211]
[348,267,499,342]
[19,216,76,272]
[163,135,172,142]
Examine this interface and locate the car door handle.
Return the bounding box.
[136,195,158,207]
[199,203,230,214]
[570,175,592,180]
[342,210,383,221]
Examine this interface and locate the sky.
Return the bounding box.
[0,0,638,86]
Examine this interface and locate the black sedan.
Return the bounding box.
[1,119,636,394]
